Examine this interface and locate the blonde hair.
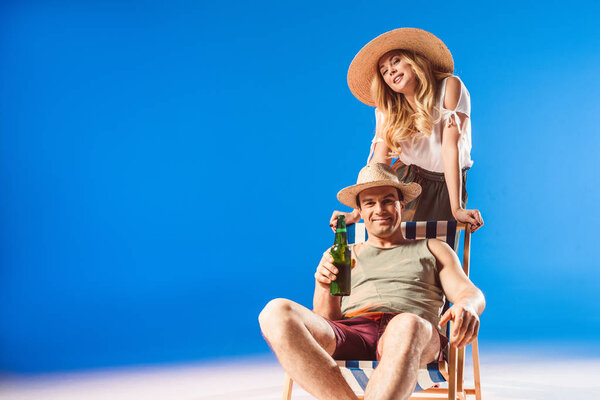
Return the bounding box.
[372,50,452,155]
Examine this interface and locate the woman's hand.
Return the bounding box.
[454,208,484,233]
[329,210,360,232]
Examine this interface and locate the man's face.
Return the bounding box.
[358,186,403,238]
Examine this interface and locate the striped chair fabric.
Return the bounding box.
[336,360,446,393]
[348,220,458,248]
[338,220,458,394]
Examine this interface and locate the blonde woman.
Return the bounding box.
[331,28,484,233]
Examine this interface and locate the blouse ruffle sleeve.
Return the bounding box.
[440,76,471,135]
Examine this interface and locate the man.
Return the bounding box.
[259,163,485,400]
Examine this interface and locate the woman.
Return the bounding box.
[331,28,484,233]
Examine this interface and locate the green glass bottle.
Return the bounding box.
[330,215,351,296]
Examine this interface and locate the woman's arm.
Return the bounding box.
[441,77,483,232]
[368,108,394,165]
[329,110,392,230]
[328,136,392,231]
[440,116,463,217]
[369,139,394,165]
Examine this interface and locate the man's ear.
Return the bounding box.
[400,201,405,211]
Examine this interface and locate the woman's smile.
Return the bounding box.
[393,74,404,84]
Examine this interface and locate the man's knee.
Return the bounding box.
[258,298,297,338]
[384,313,432,345]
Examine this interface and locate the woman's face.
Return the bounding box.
[378,51,417,95]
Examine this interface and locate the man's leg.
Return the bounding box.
[364,313,440,400]
[258,298,358,400]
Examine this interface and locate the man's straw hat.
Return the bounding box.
[337,163,421,209]
[347,28,454,106]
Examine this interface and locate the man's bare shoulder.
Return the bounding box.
[425,238,455,263]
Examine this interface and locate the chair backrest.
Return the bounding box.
[347,220,471,276]
[348,220,460,245]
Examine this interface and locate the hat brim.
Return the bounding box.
[347,28,454,107]
[337,180,422,209]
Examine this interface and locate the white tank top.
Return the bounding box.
[369,76,474,173]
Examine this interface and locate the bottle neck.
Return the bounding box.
[334,215,347,245]
[334,230,347,245]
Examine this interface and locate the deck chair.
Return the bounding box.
[282,221,482,400]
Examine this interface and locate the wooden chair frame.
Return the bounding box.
[282,222,482,400]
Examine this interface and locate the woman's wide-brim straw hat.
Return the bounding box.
[347,28,454,107]
[337,163,421,209]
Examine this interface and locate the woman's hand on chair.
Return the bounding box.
[453,208,484,233]
[329,209,360,232]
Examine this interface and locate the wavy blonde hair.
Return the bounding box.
[372,50,452,155]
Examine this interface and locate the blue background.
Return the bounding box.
[1,0,599,373]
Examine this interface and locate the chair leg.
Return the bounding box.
[282,372,293,400]
[472,339,482,400]
[457,346,465,394]
[448,344,457,400]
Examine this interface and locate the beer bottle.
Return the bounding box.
[330,215,351,296]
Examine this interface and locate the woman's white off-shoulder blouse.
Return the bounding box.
[370,76,473,173]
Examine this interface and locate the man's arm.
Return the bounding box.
[313,247,343,320]
[427,238,486,348]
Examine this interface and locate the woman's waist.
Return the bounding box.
[395,142,473,173]
[392,159,469,181]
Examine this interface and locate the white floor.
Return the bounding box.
[2,344,600,400]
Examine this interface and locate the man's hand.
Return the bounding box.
[314,248,355,289]
[439,303,480,348]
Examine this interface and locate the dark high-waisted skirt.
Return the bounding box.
[393,161,468,223]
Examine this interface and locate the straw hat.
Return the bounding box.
[337,163,421,209]
[347,28,454,106]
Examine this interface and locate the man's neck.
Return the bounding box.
[366,230,411,248]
